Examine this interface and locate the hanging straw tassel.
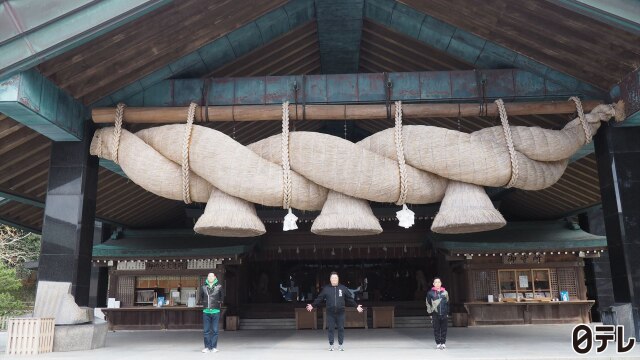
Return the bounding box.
[281,101,297,231]
[194,190,266,237]
[311,191,382,236]
[431,181,506,234]
[393,101,415,228]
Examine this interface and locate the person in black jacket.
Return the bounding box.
[198,272,224,353]
[426,277,450,350]
[307,272,363,351]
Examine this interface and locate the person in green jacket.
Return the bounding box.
[199,272,223,353]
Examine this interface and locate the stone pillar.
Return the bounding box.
[89,221,110,308]
[594,124,640,336]
[579,208,614,322]
[38,125,98,307]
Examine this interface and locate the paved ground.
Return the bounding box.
[1,324,639,359]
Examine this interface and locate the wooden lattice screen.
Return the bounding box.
[117,276,135,307]
[473,270,498,301]
[556,268,579,299]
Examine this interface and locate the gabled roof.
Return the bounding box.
[93,233,257,259]
[430,221,607,254]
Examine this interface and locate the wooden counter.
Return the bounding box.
[372,306,395,328]
[463,301,594,326]
[295,308,317,330]
[323,307,368,329]
[101,307,227,331]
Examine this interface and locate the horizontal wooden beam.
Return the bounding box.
[0,69,88,140]
[610,68,640,126]
[0,189,44,209]
[0,217,41,234]
[105,70,602,109]
[93,100,604,123]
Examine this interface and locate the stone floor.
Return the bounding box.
[1,324,639,359]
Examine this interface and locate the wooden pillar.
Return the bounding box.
[576,260,588,300]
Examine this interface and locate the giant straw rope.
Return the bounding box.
[90,99,622,235]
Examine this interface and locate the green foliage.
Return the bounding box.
[1,225,41,267]
[0,262,25,316]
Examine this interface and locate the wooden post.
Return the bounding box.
[92,100,605,124]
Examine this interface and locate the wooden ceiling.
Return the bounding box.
[37,0,288,104]
[359,19,474,73]
[6,0,635,231]
[398,0,640,90]
[205,21,321,78]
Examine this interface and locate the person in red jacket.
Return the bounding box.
[426,277,450,350]
[307,272,363,351]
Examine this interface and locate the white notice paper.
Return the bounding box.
[519,275,529,289]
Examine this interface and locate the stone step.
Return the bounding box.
[239,318,296,330]
[394,316,453,328]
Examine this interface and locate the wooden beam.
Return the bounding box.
[0,126,41,156]
[0,144,50,174]
[610,68,640,126]
[0,157,49,186]
[23,178,49,198]
[316,0,364,74]
[93,100,604,124]
[0,189,44,208]
[0,185,125,229]
[0,69,88,140]
[105,70,601,109]
[101,189,161,219]
[0,217,41,234]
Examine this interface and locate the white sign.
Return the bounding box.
[187,259,223,269]
[519,275,529,288]
[116,260,146,270]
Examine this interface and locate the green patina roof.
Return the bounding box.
[430,221,607,254]
[92,234,256,259]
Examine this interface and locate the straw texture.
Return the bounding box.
[89,102,620,235]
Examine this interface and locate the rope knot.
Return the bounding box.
[495,99,519,188]
[181,102,197,204]
[569,96,592,144]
